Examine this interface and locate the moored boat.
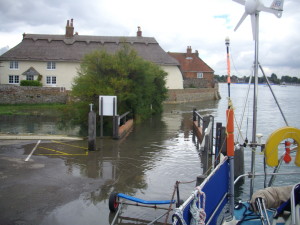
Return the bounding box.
[171,0,300,225]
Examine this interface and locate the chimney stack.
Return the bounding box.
[65,19,74,38]
[137,26,142,37]
[187,46,192,55]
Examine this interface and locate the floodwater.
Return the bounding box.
[0,83,300,224]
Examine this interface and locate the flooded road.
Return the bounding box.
[1,83,300,224]
[0,100,219,225]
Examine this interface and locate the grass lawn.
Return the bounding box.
[0,104,68,116]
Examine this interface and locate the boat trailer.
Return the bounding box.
[108,192,178,225]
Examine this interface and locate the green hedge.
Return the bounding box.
[20,80,42,86]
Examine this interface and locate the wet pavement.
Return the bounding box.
[0,104,206,225]
[0,140,110,224]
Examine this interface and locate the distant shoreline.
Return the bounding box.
[219,82,300,86]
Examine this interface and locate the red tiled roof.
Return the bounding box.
[168,52,214,73]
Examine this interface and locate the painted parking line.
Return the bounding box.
[36,146,88,156]
[51,140,88,150]
[25,140,41,162]
[38,146,70,155]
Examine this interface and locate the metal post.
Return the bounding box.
[113,97,116,138]
[250,12,260,198]
[100,97,103,138]
[225,37,231,98]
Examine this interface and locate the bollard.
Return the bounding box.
[234,146,245,179]
[88,103,96,151]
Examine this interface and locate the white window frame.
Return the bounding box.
[197,72,203,79]
[46,76,56,84]
[9,61,19,70]
[9,75,19,84]
[47,61,56,70]
[26,75,34,81]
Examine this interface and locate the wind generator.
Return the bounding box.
[232,0,285,197]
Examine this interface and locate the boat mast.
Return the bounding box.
[250,12,259,198]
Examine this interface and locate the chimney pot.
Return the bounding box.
[65,19,74,38]
[187,46,192,55]
[137,26,142,37]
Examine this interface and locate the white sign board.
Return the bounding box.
[99,96,117,116]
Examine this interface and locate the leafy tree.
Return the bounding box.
[70,45,168,124]
[270,73,280,84]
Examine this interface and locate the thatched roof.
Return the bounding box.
[0,34,179,66]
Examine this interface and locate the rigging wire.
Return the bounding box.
[229,44,254,145]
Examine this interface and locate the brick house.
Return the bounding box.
[168,46,215,88]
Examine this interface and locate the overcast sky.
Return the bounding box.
[0,0,299,78]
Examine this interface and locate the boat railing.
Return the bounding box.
[234,172,300,186]
[290,183,300,225]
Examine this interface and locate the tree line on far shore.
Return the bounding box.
[214,73,300,84]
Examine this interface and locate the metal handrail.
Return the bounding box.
[291,183,300,225]
[193,108,203,127]
[234,172,300,185]
[118,111,131,126]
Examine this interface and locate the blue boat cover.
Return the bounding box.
[175,158,230,225]
[117,193,175,205]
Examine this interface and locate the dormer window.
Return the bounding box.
[10,61,19,69]
[47,61,56,70]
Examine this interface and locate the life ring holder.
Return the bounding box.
[265,126,300,167]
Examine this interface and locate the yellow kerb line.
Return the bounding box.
[38,146,70,155]
[51,140,88,150]
[36,146,88,156]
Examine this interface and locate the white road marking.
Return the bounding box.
[25,140,41,162]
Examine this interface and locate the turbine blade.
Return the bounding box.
[270,0,284,11]
[234,12,248,32]
[232,0,245,5]
[251,14,256,40]
[258,0,284,18]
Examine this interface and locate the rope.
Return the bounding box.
[164,181,179,225]
[190,186,206,225]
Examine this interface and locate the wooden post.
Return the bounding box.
[202,134,209,174]
[220,126,227,155]
[88,104,96,151]
[234,146,245,179]
[193,108,196,121]
[215,122,222,166]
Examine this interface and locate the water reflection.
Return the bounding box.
[0,115,80,136]
[3,84,300,224]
